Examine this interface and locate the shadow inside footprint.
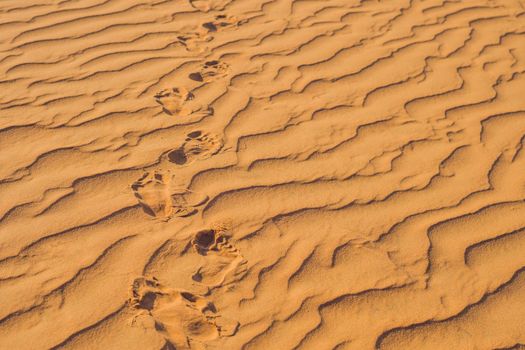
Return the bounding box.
[160,341,177,350]
[167,148,187,165]
[139,291,157,311]
[187,130,202,139]
[202,22,217,32]
[189,72,204,82]
[193,229,225,255]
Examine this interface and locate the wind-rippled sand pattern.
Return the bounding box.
[1,0,525,349]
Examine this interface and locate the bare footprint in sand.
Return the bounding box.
[190,223,247,289]
[155,87,213,117]
[201,14,243,33]
[167,131,223,165]
[189,60,230,83]
[176,31,212,52]
[155,87,193,116]
[132,171,208,219]
[130,277,238,349]
[190,0,232,12]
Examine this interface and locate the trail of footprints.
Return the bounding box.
[157,12,241,118]
[129,225,246,348]
[175,14,241,53]
[130,276,238,349]
[130,1,244,347]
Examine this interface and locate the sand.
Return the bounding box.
[1,0,525,349]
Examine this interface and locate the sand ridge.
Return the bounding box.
[1,0,525,349]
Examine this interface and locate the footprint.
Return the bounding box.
[131,171,174,219]
[167,131,223,165]
[155,87,213,117]
[176,31,212,52]
[131,171,208,219]
[189,60,230,83]
[201,14,243,33]
[190,0,231,12]
[130,277,238,349]
[155,87,193,116]
[190,223,247,289]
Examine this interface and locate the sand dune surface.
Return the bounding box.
[1,0,525,349]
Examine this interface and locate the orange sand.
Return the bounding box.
[1,0,525,349]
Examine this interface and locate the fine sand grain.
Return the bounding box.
[1,0,525,349]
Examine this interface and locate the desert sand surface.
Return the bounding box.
[1,0,525,349]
